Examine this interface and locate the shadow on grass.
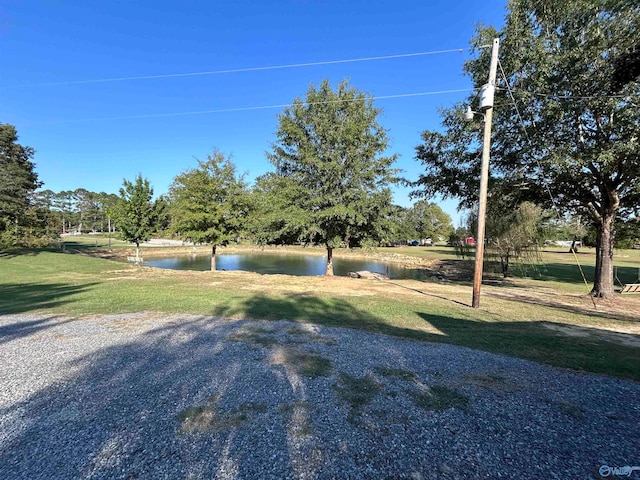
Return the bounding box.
[486,290,640,323]
[518,262,639,288]
[0,282,98,314]
[416,312,640,381]
[384,280,471,308]
[0,248,43,259]
[211,294,419,338]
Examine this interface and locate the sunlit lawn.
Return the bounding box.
[1,244,639,381]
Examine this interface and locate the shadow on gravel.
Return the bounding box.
[0,282,98,314]
[1,303,640,479]
[0,316,73,344]
[0,307,386,479]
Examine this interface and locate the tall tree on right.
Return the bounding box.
[412,0,640,297]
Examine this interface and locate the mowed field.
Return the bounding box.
[1,239,639,380]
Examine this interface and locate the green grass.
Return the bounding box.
[1,248,639,381]
[408,385,470,412]
[334,373,383,416]
[57,235,131,249]
[374,366,418,381]
[270,349,333,378]
[177,396,268,434]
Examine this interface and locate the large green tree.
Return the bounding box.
[264,79,398,275]
[0,123,42,247]
[409,201,454,242]
[112,175,158,260]
[169,150,249,270]
[413,0,640,297]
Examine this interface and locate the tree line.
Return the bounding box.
[1,90,454,276]
[106,80,455,274]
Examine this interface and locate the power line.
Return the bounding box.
[18,48,469,88]
[31,88,475,125]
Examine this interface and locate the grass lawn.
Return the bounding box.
[1,243,639,381]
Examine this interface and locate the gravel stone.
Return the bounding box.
[0,313,638,479]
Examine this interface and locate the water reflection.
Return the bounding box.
[144,253,427,280]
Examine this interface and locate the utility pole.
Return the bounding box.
[472,37,500,309]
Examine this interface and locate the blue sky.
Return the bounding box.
[2,0,506,226]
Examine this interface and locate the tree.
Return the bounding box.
[0,123,42,247]
[412,0,640,297]
[32,189,63,238]
[482,200,542,278]
[615,216,640,249]
[249,172,309,247]
[112,175,158,260]
[385,202,453,245]
[168,150,249,270]
[409,201,453,242]
[265,79,398,275]
[386,205,418,245]
[95,192,120,236]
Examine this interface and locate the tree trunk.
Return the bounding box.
[501,250,510,278]
[211,244,217,271]
[135,242,140,262]
[325,246,334,276]
[591,211,615,298]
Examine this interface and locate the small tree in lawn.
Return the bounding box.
[266,79,398,275]
[169,149,249,270]
[113,175,157,261]
[483,200,543,278]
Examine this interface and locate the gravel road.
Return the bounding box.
[1,313,638,479]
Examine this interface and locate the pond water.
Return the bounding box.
[144,253,428,280]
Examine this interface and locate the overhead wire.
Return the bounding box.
[31,88,476,125]
[16,48,470,88]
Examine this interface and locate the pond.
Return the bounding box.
[144,253,429,280]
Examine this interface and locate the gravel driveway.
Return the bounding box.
[1,313,638,479]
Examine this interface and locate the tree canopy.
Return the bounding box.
[0,123,42,247]
[169,149,249,270]
[262,79,398,274]
[112,175,158,259]
[412,0,640,297]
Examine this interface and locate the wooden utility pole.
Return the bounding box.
[472,37,500,309]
